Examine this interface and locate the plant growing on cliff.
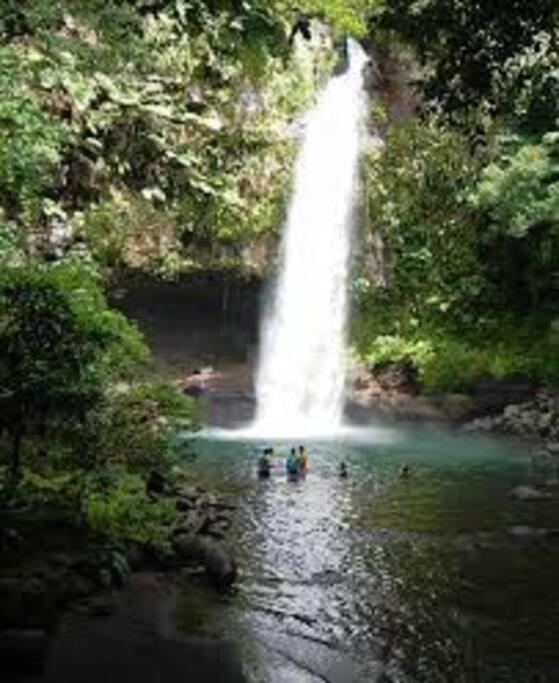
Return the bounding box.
[361,119,485,324]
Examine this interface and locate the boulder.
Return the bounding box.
[172,533,201,563]
[176,496,195,513]
[97,568,113,590]
[370,361,419,395]
[148,542,177,570]
[503,404,521,420]
[205,521,229,540]
[173,535,237,589]
[509,485,550,502]
[172,508,207,537]
[197,537,237,590]
[468,376,538,417]
[507,526,548,539]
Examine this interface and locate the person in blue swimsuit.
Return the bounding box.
[286,448,300,478]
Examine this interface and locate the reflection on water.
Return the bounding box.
[189,423,559,682]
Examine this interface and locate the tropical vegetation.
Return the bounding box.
[0,0,558,544]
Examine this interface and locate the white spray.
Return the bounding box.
[253,39,368,437]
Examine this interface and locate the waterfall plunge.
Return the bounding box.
[253,40,368,437]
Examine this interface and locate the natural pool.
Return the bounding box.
[188,421,559,682]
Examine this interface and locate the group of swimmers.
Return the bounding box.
[257,446,309,478]
[257,447,354,480]
[257,451,412,481]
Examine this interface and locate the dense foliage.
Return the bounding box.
[0,260,198,545]
[0,263,146,474]
[354,0,559,390]
[2,0,559,548]
[0,0,342,277]
[374,0,558,122]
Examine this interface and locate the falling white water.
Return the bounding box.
[252,39,368,437]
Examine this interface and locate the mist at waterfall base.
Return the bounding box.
[228,39,368,441]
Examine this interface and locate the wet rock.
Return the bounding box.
[197,537,237,590]
[370,361,419,395]
[464,416,495,432]
[504,404,521,420]
[174,484,199,505]
[539,412,554,434]
[173,535,237,588]
[205,521,229,540]
[173,508,207,536]
[509,485,550,501]
[468,376,537,416]
[211,499,237,512]
[173,533,200,562]
[465,388,559,441]
[507,526,549,539]
[149,542,177,569]
[176,497,194,512]
[547,442,559,456]
[97,568,113,590]
[199,507,218,534]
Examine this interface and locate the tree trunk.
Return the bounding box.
[11,426,23,481]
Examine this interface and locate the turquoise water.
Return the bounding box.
[188,422,559,682]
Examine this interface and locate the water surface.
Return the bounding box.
[189,422,559,682]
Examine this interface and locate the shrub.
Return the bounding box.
[85,469,175,545]
[0,261,147,478]
[76,382,199,475]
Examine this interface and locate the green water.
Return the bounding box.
[189,422,559,682]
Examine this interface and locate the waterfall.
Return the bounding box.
[253,39,368,436]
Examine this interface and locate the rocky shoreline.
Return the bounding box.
[352,363,559,451]
[464,389,559,451]
[0,471,237,678]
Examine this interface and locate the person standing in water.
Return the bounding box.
[286,448,300,477]
[257,448,273,478]
[399,463,411,479]
[298,445,309,474]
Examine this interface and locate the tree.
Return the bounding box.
[374,0,558,120]
[0,262,147,479]
[472,132,559,308]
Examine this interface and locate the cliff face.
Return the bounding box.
[111,271,262,378]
